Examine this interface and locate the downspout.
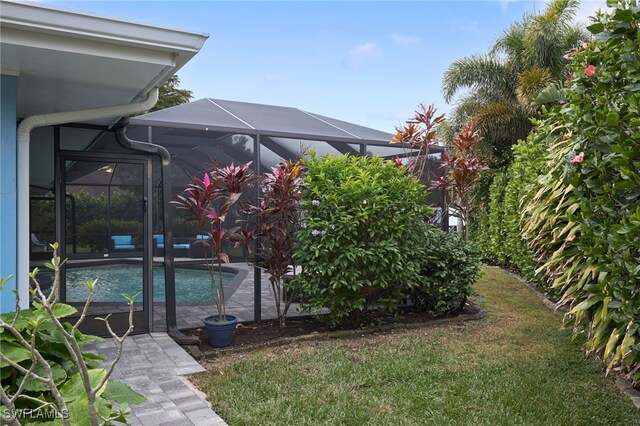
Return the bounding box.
[114,118,198,345]
[16,88,160,310]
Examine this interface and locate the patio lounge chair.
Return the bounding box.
[110,235,135,250]
[153,234,190,257]
[31,233,49,253]
[188,234,211,258]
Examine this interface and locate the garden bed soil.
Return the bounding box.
[183,301,483,357]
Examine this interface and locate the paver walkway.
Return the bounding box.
[89,333,226,426]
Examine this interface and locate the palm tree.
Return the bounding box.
[441,0,586,169]
[149,75,193,112]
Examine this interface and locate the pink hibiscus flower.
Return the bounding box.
[584,65,596,77]
[571,152,585,164]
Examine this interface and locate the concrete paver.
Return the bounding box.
[89,333,227,426]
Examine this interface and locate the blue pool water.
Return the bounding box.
[65,264,236,303]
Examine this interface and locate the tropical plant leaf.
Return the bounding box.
[531,84,568,106]
[0,342,32,368]
[51,303,77,319]
[18,361,67,392]
[102,380,146,405]
[60,369,107,403]
[66,396,92,426]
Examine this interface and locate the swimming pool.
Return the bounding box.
[64,264,237,303]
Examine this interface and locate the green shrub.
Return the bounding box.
[501,132,548,283]
[488,171,508,265]
[484,132,548,285]
[171,216,201,238]
[409,230,481,316]
[78,219,142,252]
[468,172,495,263]
[469,206,493,262]
[295,153,432,326]
[522,0,640,383]
[72,189,142,227]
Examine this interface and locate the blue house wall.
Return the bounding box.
[1,74,18,313]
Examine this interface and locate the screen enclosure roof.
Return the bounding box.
[131,98,396,145]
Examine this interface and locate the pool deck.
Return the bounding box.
[153,261,306,331]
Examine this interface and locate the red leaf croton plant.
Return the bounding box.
[391,103,445,181]
[430,121,488,240]
[172,162,253,321]
[234,157,305,327]
[393,104,488,240]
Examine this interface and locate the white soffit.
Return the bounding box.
[0,0,208,123]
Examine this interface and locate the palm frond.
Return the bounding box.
[491,18,527,70]
[436,121,456,146]
[530,83,568,106]
[524,0,586,76]
[440,0,588,170]
[543,0,579,23]
[453,95,484,122]
[472,101,531,146]
[472,101,523,133]
[516,66,554,108]
[564,25,591,51]
[441,55,515,103]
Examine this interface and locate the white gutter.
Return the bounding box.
[16,88,159,308]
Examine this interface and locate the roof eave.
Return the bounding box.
[1,0,209,70]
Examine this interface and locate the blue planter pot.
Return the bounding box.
[203,315,237,348]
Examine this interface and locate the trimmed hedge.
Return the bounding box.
[295,153,481,326]
[488,171,508,265]
[522,1,640,383]
[410,230,482,316]
[501,135,547,282]
[486,132,548,285]
[295,153,432,325]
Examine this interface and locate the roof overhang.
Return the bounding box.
[0,0,208,125]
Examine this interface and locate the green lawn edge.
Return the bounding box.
[191,267,640,425]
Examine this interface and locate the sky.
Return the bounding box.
[46,0,607,133]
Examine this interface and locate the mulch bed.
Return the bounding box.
[183,301,483,358]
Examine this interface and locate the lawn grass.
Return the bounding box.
[192,267,639,425]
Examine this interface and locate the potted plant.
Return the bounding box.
[173,162,252,347]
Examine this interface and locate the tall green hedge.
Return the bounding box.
[488,171,508,265]
[485,132,548,284]
[522,0,640,383]
[504,136,547,280]
[295,153,432,325]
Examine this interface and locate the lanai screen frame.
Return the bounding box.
[129,103,447,322]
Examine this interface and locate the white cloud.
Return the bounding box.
[456,17,480,33]
[265,73,280,83]
[346,42,380,69]
[573,0,609,25]
[497,0,608,25]
[390,33,421,47]
[500,0,518,13]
